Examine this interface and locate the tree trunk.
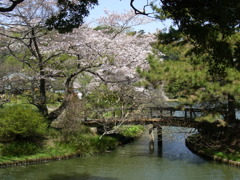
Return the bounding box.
[47,60,91,125]
[47,74,76,125]
[32,27,48,118]
[47,94,73,123]
[226,94,236,125]
[38,70,48,117]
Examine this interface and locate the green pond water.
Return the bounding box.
[0,127,239,180]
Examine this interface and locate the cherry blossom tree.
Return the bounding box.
[0,2,155,125]
[94,9,153,37]
[51,23,156,116]
[0,0,61,118]
[83,10,155,86]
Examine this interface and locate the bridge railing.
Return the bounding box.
[84,106,204,122]
[146,107,203,119]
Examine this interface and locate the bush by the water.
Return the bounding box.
[70,134,118,156]
[1,141,40,156]
[0,105,47,141]
[117,125,145,138]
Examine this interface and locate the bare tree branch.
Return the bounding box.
[130,0,149,15]
[0,0,24,12]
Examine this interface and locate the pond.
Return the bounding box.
[0,127,239,180]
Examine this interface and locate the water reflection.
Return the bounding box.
[46,172,118,180]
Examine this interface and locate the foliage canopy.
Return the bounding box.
[46,0,98,33]
[152,0,240,74]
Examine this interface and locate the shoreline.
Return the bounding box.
[0,134,138,168]
[185,135,240,167]
[0,152,80,168]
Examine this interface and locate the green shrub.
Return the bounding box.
[0,105,47,141]
[61,125,92,142]
[46,128,61,138]
[118,125,145,138]
[69,134,94,156]
[1,141,40,156]
[94,136,118,151]
[70,134,118,156]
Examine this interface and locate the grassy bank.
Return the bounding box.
[0,125,145,167]
[186,134,240,166]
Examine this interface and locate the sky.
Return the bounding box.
[86,0,173,33]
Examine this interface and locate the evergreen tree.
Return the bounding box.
[138,29,240,125]
[138,0,240,124]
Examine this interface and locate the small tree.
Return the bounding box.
[58,95,87,141]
